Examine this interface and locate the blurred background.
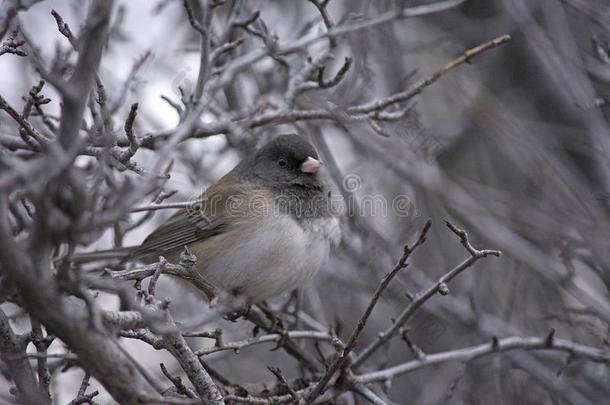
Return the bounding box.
[1,0,609,403]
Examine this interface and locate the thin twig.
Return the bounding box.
[0,30,26,56]
[195,331,332,356]
[182,0,206,35]
[243,309,322,374]
[212,0,466,91]
[120,102,140,160]
[147,256,167,298]
[160,363,197,399]
[51,10,77,48]
[0,94,48,148]
[224,384,333,404]
[130,201,194,212]
[183,0,213,100]
[308,0,335,47]
[185,328,223,348]
[306,219,432,403]
[317,56,352,88]
[346,34,511,115]
[353,221,501,368]
[349,380,388,405]
[30,319,52,403]
[267,366,298,402]
[67,373,100,405]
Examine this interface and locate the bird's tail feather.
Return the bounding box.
[64,247,134,264]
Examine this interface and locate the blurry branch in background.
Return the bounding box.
[143,32,511,146]
[561,0,610,30]
[0,0,43,40]
[0,0,609,404]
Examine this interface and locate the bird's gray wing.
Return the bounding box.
[131,172,248,258]
[131,206,226,259]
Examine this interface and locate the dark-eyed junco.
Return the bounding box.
[76,134,341,303]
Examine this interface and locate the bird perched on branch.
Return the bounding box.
[73,134,341,304]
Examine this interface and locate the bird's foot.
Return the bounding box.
[223,304,251,322]
[256,301,289,350]
[271,328,290,351]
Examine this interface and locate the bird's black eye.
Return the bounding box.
[278,158,287,167]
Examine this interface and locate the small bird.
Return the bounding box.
[76,134,341,304]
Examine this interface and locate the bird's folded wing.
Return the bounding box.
[132,172,270,259]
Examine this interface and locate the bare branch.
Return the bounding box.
[0,0,43,40]
[224,384,334,404]
[307,219,432,403]
[0,94,49,149]
[267,366,298,402]
[147,256,167,298]
[22,80,55,132]
[399,327,426,361]
[317,56,352,88]
[356,335,610,384]
[308,0,336,47]
[130,201,194,213]
[196,330,332,356]
[2,1,601,403]
[160,308,224,404]
[183,327,223,346]
[0,193,164,403]
[0,308,46,404]
[67,373,100,405]
[118,102,140,161]
[140,34,511,148]
[183,0,214,100]
[57,0,114,149]
[110,248,219,306]
[30,318,52,403]
[0,30,26,56]
[51,10,77,48]
[346,34,512,115]
[103,310,148,330]
[160,363,198,399]
[213,0,466,90]
[182,0,206,35]
[349,380,388,405]
[353,221,501,368]
[209,38,245,66]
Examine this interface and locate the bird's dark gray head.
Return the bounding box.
[239,134,322,189]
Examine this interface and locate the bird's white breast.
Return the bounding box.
[204,214,340,302]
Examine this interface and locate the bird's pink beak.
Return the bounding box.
[300,156,322,174]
